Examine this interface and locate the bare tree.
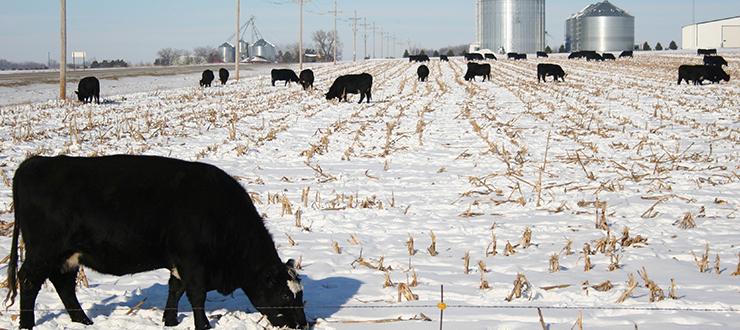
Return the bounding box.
[155,48,179,66]
[194,46,221,63]
[312,30,342,62]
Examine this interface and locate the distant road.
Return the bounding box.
[0,63,279,87]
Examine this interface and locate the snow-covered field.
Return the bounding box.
[0,53,738,329]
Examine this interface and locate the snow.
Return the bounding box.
[0,53,738,329]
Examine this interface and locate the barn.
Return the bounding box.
[682,16,740,49]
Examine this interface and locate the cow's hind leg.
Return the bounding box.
[163,275,186,326]
[48,268,93,325]
[18,258,49,329]
[181,267,211,329]
[358,92,365,104]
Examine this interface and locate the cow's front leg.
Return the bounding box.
[163,274,186,326]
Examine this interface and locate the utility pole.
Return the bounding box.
[60,0,66,100]
[332,0,338,64]
[235,0,240,81]
[349,10,361,62]
[299,0,304,70]
[372,22,377,58]
[361,18,369,60]
[379,29,384,59]
[392,35,397,58]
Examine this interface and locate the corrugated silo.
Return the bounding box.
[479,0,546,54]
[218,42,235,63]
[251,39,276,62]
[568,1,634,52]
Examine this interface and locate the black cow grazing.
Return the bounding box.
[271,69,300,86]
[697,48,717,56]
[537,63,566,82]
[585,52,604,62]
[483,53,497,61]
[199,70,215,87]
[440,55,449,62]
[619,50,634,58]
[464,62,491,82]
[218,68,230,85]
[465,53,485,61]
[678,65,705,85]
[516,53,527,60]
[417,65,430,82]
[5,155,308,330]
[75,76,100,104]
[568,51,585,59]
[507,52,518,60]
[602,53,616,61]
[409,55,430,62]
[703,55,728,67]
[703,66,731,84]
[325,73,373,103]
[677,65,730,85]
[536,51,549,58]
[299,69,314,90]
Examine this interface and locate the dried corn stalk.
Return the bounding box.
[427,231,438,256]
[691,244,710,273]
[675,212,696,229]
[383,271,394,288]
[732,254,740,276]
[521,227,532,248]
[616,273,638,303]
[549,254,560,273]
[505,273,532,301]
[397,283,418,302]
[669,278,678,299]
[591,280,613,292]
[563,239,573,256]
[332,241,342,254]
[715,254,721,275]
[407,235,416,256]
[76,266,89,288]
[486,233,498,257]
[463,251,470,274]
[504,241,516,256]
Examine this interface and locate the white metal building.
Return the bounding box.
[682,16,740,49]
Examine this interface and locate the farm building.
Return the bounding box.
[474,0,546,54]
[565,0,634,52]
[682,16,740,49]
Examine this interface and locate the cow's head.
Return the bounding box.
[247,259,307,329]
[325,86,340,100]
[74,91,83,101]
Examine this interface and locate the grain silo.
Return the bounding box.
[251,39,276,62]
[218,42,235,63]
[478,0,546,54]
[566,1,634,52]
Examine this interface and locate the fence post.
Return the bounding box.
[438,284,446,330]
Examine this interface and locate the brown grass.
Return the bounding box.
[549,254,560,273]
[521,227,532,248]
[675,212,696,229]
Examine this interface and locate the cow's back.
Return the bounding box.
[13,155,264,276]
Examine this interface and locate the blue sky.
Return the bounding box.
[1,1,738,63]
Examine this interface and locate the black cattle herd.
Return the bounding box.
[73,49,732,105]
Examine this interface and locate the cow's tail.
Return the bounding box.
[4,190,20,309]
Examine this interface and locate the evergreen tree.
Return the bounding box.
[669,41,678,50]
[655,42,663,51]
[642,42,652,51]
[419,49,426,56]
[433,50,440,57]
[403,49,410,58]
[558,45,566,53]
[446,49,455,57]
[545,45,552,53]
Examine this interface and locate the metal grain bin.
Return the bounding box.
[218,42,235,63]
[570,1,634,52]
[480,0,545,54]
